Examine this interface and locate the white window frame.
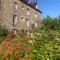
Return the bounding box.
[26,19,29,27]
[13,2,17,11]
[35,22,38,28]
[13,15,17,25]
[35,12,38,18]
[22,6,24,10]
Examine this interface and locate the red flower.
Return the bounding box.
[1,41,10,48]
[15,44,20,49]
[24,54,29,59]
[8,47,14,53]
[24,47,32,51]
[7,32,15,38]
[0,47,2,53]
[15,43,23,50]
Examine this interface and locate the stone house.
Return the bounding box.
[0,0,42,33]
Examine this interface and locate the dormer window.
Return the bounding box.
[27,8,30,15]
[13,2,17,11]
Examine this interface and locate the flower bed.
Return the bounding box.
[0,30,60,60]
[0,41,33,60]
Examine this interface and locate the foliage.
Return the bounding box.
[0,26,8,36]
[0,15,60,60]
[7,32,16,39]
[17,30,27,37]
[41,15,60,31]
[0,41,33,60]
[31,30,60,60]
[0,30,60,60]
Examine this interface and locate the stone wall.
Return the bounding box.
[0,0,42,32]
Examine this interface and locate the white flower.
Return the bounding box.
[33,50,36,52]
[56,38,60,41]
[39,34,41,36]
[32,43,34,45]
[59,45,60,50]
[29,40,33,43]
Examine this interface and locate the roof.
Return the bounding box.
[19,0,42,13]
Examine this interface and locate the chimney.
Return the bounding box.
[30,0,38,9]
[35,0,37,9]
[28,0,30,3]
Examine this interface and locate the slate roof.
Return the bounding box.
[19,0,42,13]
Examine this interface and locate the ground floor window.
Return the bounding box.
[13,15,17,25]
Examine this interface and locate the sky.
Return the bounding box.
[38,0,60,17]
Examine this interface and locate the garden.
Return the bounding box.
[0,15,60,60]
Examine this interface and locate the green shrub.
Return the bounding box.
[17,30,27,37]
[0,26,8,36]
[32,30,60,60]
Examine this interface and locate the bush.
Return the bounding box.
[0,26,8,36]
[17,30,27,37]
[31,30,60,60]
[0,41,33,60]
[7,32,16,38]
[0,30,60,60]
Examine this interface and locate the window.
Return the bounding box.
[13,2,17,11]
[21,17,24,21]
[26,19,29,27]
[27,8,29,15]
[35,12,37,18]
[13,15,17,25]
[32,22,37,29]
[35,22,37,28]
[22,6,24,10]
[32,23,35,29]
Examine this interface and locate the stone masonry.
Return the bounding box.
[0,0,42,33]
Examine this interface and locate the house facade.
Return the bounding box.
[0,0,42,33]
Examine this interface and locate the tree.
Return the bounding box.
[40,15,60,31]
[41,15,53,30]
